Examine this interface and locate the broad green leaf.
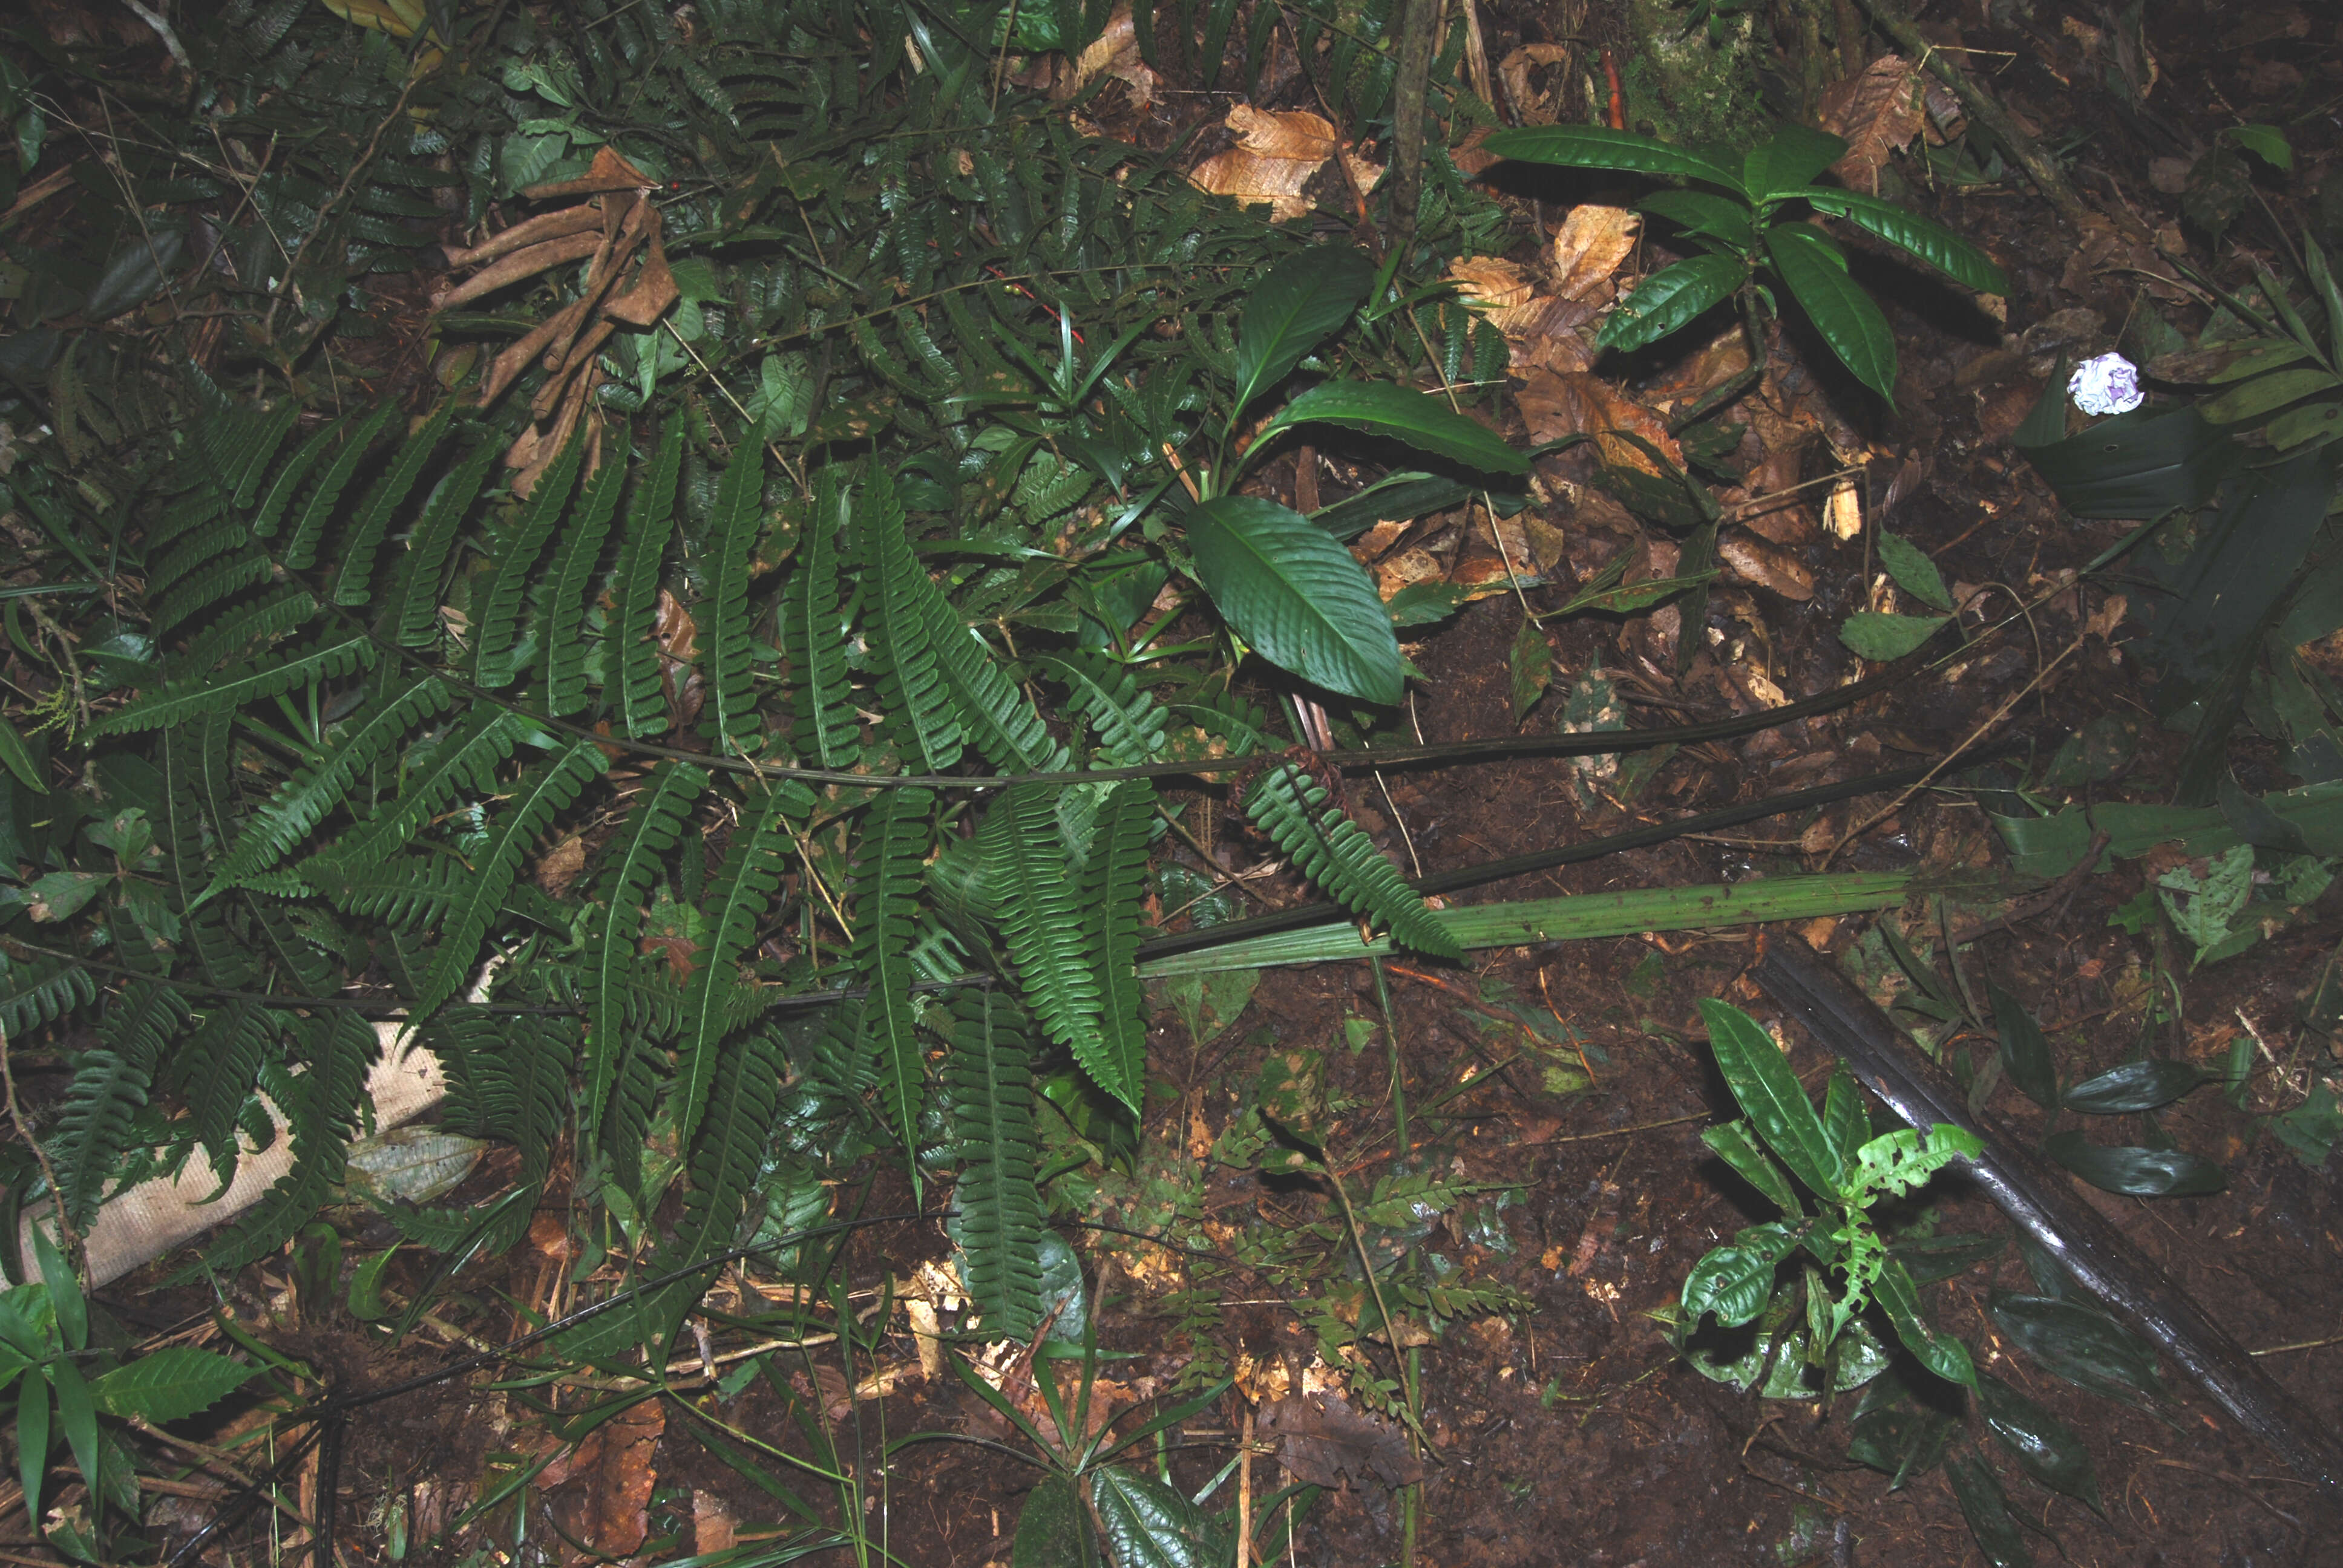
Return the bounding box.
[1800,189,2011,293]
[2042,1132,2225,1197]
[2205,338,2310,384]
[1890,1230,2004,1285]
[18,1369,47,1523]
[2201,367,2342,425]
[1979,1373,2103,1514]
[2062,1059,2215,1114]
[1232,246,1377,420]
[31,1228,82,1353]
[0,717,43,793]
[2226,123,2293,171]
[1821,1063,1870,1170]
[1186,495,1406,704]
[1847,1376,1956,1488]
[1089,1466,1224,1568]
[1012,1475,1086,1567]
[1683,1223,1797,1327]
[89,1347,259,1423]
[1259,380,1527,475]
[51,1356,99,1512]
[2014,401,2236,519]
[1481,124,1748,196]
[1596,253,1747,353]
[1877,531,1953,610]
[1509,616,1551,720]
[1945,1452,2034,1567]
[1872,1257,1975,1388]
[2264,397,2343,449]
[1766,224,1898,400]
[1638,190,1754,248]
[1698,998,1840,1198]
[1838,612,1947,661]
[1988,1293,2164,1408]
[1701,1120,1801,1216]
[1745,125,1849,199]
[1989,982,2058,1112]
[1845,1125,1982,1201]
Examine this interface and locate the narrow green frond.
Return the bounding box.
[97,633,376,735]
[584,760,708,1146]
[151,554,272,640]
[1040,652,1168,766]
[191,1011,379,1276]
[541,455,627,716]
[853,786,936,1157]
[663,1022,787,1278]
[206,671,452,892]
[0,958,98,1037]
[946,988,1045,1339]
[282,403,400,571]
[52,982,188,1227]
[311,705,520,873]
[172,587,319,678]
[393,440,500,644]
[473,434,585,687]
[857,472,965,773]
[148,516,257,603]
[177,1002,278,1189]
[1243,764,1462,961]
[1083,779,1155,1110]
[609,420,682,738]
[205,401,299,510]
[310,855,569,931]
[247,411,349,540]
[411,737,608,1020]
[330,402,456,606]
[160,727,257,987]
[981,783,1118,1105]
[784,468,856,767]
[674,786,791,1151]
[696,445,768,753]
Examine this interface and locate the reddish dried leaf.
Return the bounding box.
[1550,205,1639,302]
[538,1399,663,1563]
[1514,369,1685,474]
[1818,55,1932,192]
[1259,1391,1426,1491]
[1717,535,1815,601]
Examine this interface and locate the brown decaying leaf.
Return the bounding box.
[693,1492,738,1558]
[1549,204,1639,302]
[1513,369,1685,474]
[1258,1391,1427,1491]
[1069,4,1158,106]
[1447,257,1533,310]
[1817,54,1933,192]
[1717,535,1815,601]
[1496,42,1574,126]
[537,1398,663,1562]
[534,834,588,897]
[1188,106,1380,223]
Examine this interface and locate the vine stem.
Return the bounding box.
[0,1023,80,1275]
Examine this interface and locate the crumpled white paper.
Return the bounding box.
[2068,352,2144,417]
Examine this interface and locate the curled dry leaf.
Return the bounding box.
[1069,4,1157,107]
[1549,204,1639,302]
[1259,1390,1427,1491]
[537,1397,664,1563]
[1823,474,1863,540]
[1496,42,1575,126]
[1447,256,1534,310]
[1189,105,1379,221]
[1514,368,1685,474]
[1817,54,1941,192]
[1717,534,1816,601]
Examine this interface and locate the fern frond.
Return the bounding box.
[473,434,585,688]
[673,786,791,1151]
[981,783,1122,1109]
[193,1011,379,1275]
[697,445,767,753]
[172,587,319,677]
[857,472,965,773]
[609,419,682,737]
[160,726,257,987]
[51,982,188,1227]
[310,855,569,932]
[784,468,856,767]
[1242,763,1462,960]
[852,785,935,1157]
[0,957,98,1036]
[392,439,500,643]
[206,671,453,891]
[176,1002,278,1188]
[946,987,1044,1338]
[583,760,707,1147]
[148,515,257,603]
[411,737,607,1019]
[151,554,272,639]
[281,403,399,571]
[313,705,520,873]
[664,1019,785,1278]
[329,402,455,606]
[1040,652,1167,766]
[247,411,348,540]
[540,454,626,716]
[205,401,299,509]
[97,632,376,734]
[1082,779,1153,1111]
[437,1013,574,1183]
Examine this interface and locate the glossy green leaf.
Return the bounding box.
[18,1367,47,1523]
[2062,1059,2216,1114]
[1978,1373,2102,1514]
[31,1228,82,1354]
[51,1355,98,1511]
[1838,612,1947,661]
[1766,224,1898,400]
[2042,1132,2224,1197]
[1012,1474,1086,1567]
[0,717,44,793]
[1988,1293,2164,1408]
[1089,1466,1225,1568]
[1683,1222,1798,1327]
[1989,982,2058,1112]
[1701,1119,1800,1216]
[1872,1256,1975,1388]
[2225,123,2293,171]
[1821,1063,1870,1168]
[1801,189,2011,293]
[2013,402,2236,519]
[1846,1376,1956,1488]
[1481,124,1747,196]
[1233,246,1377,420]
[1186,495,1405,704]
[2201,367,2341,425]
[1877,531,1953,610]
[1745,125,1849,199]
[1596,254,1747,353]
[1945,1451,2034,1568]
[1638,190,1754,249]
[2266,398,2343,449]
[2205,338,2310,384]
[1699,998,1840,1198]
[1259,381,1527,475]
[1890,1230,2004,1286]
[89,1347,260,1423]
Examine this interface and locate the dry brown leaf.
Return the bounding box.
[1550,205,1639,301]
[1717,535,1815,601]
[1823,474,1863,540]
[1447,256,1533,309]
[534,834,587,898]
[538,1399,663,1563]
[1190,106,1378,221]
[523,143,656,201]
[1817,55,1933,192]
[1496,42,1573,126]
[1228,104,1340,159]
[1373,546,1444,599]
[1187,148,1317,221]
[1259,1391,1427,1492]
[1450,123,1501,177]
[1513,369,1685,474]
[1070,4,1158,106]
[693,1492,738,1558]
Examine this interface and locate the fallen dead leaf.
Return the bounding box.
[534,834,587,898]
[1717,534,1815,601]
[693,1492,737,1558]
[1550,204,1639,301]
[1515,369,1685,474]
[1823,474,1863,540]
[538,1398,663,1563]
[1189,106,1365,222]
[1447,256,1534,310]
[1496,42,1574,126]
[1816,54,1947,192]
[1069,4,1157,107]
[1372,547,1445,599]
[1259,1391,1426,1491]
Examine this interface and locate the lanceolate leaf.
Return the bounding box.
[1872,1256,1976,1388]
[540,450,627,716]
[853,787,936,1157]
[1990,981,2059,1112]
[315,705,521,873]
[585,760,709,1145]
[1596,254,1747,353]
[1081,779,1155,1111]
[1239,763,1460,959]
[1481,124,1747,196]
[394,440,501,646]
[675,788,792,1150]
[280,402,399,570]
[1744,125,1849,200]
[1697,998,1841,1199]
[785,469,856,768]
[860,472,967,771]
[473,435,585,687]
[1639,190,1755,248]
[332,402,455,607]
[610,420,683,739]
[2042,1133,2226,1197]
[89,1348,259,1423]
[2062,1059,2217,1114]
[1232,245,1377,421]
[1258,380,1527,476]
[982,783,1112,1099]
[1187,495,1406,705]
[698,443,768,753]
[1978,1373,2103,1514]
[947,988,1046,1338]
[1766,224,1899,401]
[97,633,376,734]
[1801,189,2011,294]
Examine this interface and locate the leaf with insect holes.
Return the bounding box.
[1877,531,1952,610]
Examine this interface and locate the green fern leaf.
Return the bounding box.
[540,455,626,716]
[473,434,585,687]
[946,987,1045,1339]
[852,785,935,1156]
[177,1002,278,1189]
[172,587,319,677]
[857,473,965,773]
[312,705,520,873]
[664,1020,787,1282]
[159,727,258,987]
[246,411,349,540]
[784,468,856,768]
[330,402,455,606]
[282,403,399,571]
[151,554,272,639]
[411,737,608,1019]
[51,982,188,1227]
[309,855,569,932]
[1040,652,1168,766]
[1083,779,1154,1110]
[148,516,258,603]
[698,445,768,753]
[191,1011,379,1276]
[393,440,500,644]
[583,760,706,1145]
[673,786,791,1151]
[981,783,1126,1108]
[206,671,453,893]
[1243,763,1462,960]
[97,632,376,735]
[204,401,300,512]
[609,419,683,737]
[0,958,97,1036]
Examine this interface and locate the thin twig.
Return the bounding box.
[0,1024,77,1270]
